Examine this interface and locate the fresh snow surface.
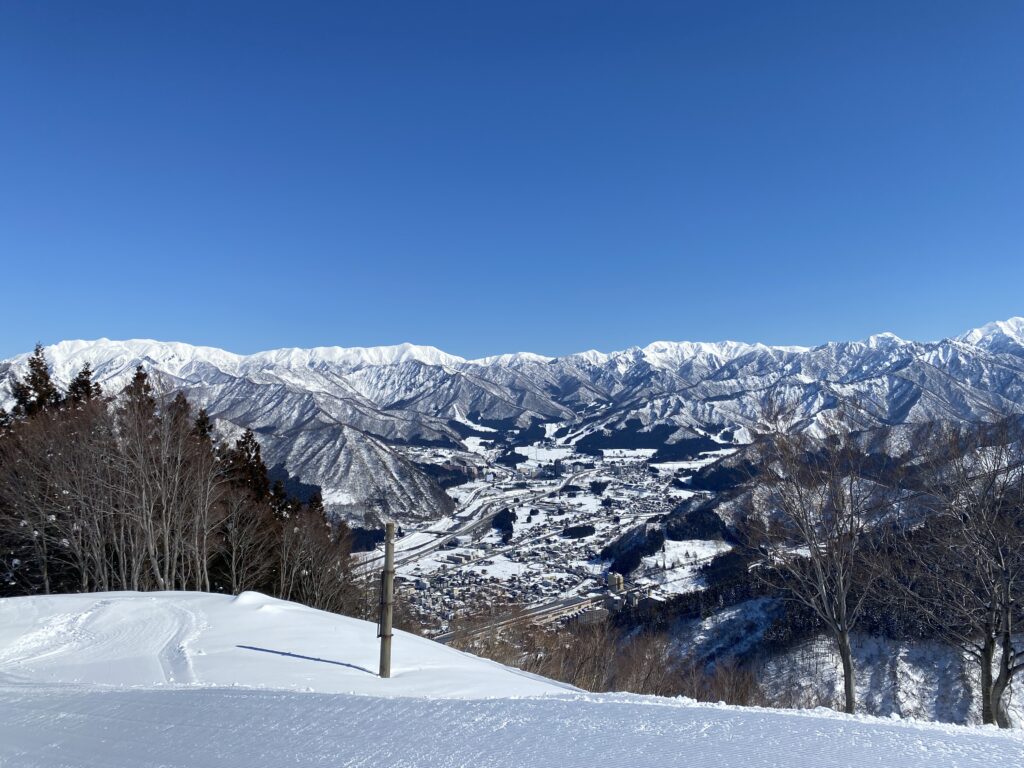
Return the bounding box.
[514,445,574,463]
[1,592,1022,768]
[0,591,562,698]
[451,405,497,432]
[602,447,659,459]
[957,316,1024,347]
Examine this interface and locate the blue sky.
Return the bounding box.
[1,1,1021,359]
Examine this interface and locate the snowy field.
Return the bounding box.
[1,592,1021,767]
[0,591,561,698]
[637,539,734,595]
[514,445,575,463]
[601,447,658,460]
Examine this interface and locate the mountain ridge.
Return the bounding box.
[2,317,1022,523]
[8,315,1022,374]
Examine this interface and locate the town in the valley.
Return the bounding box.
[363,437,735,636]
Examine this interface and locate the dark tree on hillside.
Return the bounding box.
[227,429,271,501]
[121,366,156,421]
[307,491,325,516]
[192,408,213,441]
[66,363,102,404]
[270,479,294,517]
[11,344,63,417]
[492,507,516,543]
[167,391,192,425]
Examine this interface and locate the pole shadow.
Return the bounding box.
[236,645,376,676]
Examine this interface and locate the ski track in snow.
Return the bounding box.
[158,603,203,685]
[1,688,1021,768]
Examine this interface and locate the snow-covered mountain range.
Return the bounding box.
[2,318,1023,522]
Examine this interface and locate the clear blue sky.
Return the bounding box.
[1,1,1021,359]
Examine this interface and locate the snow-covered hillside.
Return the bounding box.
[0,591,564,697]
[0,592,1021,767]
[2,318,1024,523]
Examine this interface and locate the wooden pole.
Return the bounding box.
[378,521,395,679]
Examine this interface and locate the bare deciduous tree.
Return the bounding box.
[743,420,896,714]
[884,419,1024,727]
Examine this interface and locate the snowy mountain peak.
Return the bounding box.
[15,320,1021,380]
[469,351,555,366]
[638,339,806,369]
[957,317,1024,350]
[566,349,614,366]
[252,342,466,370]
[864,331,906,348]
[7,339,246,380]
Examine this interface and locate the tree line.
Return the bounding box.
[448,603,766,708]
[0,345,361,615]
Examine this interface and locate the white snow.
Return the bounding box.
[602,447,658,459]
[637,540,733,594]
[514,445,574,462]
[0,591,563,698]
[451,405,497,432]
[957,316,1024,347]
[255,342,466,369]
[319,487,358,506]
[1,592,1022,767]
[640,339,809,368]
[463,436,492,455]
[643,539,732,570]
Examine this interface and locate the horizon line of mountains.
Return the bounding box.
[2,316,1023,523]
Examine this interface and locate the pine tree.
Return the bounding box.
[228,429,270,501]
[11,344,63,417]
[124,366,155,410]
[66,363,102,404]
[192,408,213,441]
[167,391,192,426]
[117,366,157,440]
[307,491,325,517]
[270,479,292,517]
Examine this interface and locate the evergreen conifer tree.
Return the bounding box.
[228,429,270,501]
[307,491,325,517]
[121,365,156,421]
[192,408,213,441]
[66,363,102,404]
[11,344,63,417]
[167,391,192,426]
[270,479,292,517]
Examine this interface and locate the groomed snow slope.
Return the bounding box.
[0,591,564,698]
[1,593,1021,768]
